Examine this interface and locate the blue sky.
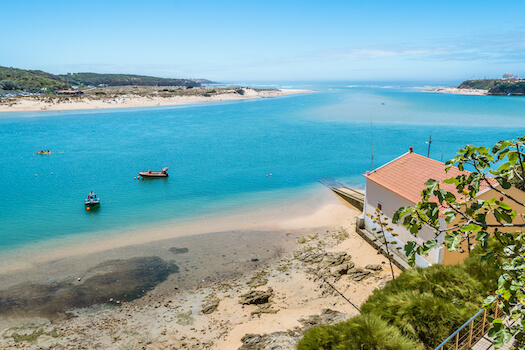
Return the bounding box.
[1,0,524,82]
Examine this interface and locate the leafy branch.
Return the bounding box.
[393,136,525,348]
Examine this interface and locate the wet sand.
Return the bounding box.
[0,191,394,349]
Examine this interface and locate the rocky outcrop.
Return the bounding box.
[238,309,354,350]
[347,268,372,281]
[239,288,274,305]
[293,249,325,264]
[201,296,220,314]
[365,264,383,271]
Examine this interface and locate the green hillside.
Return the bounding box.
[0,66,70,92]
[458,79,525,95]
[0,66,207,94]
[488,80,525,95]
[458,79,498,90]
[58,73,201,87]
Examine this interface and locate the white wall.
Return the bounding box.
[363,179,442,266]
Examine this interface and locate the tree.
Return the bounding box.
[368,208,398,280]
[0,79,20,90]
[393,136,525,348]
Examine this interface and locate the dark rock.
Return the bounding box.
[298,309,353,330]
[238,309,355,349]
[320,252,351,268]
[247,275,268,288]
[365,264,383,271]
[347,268,372,281]
[239,332,297,350]
[293,249,325,264]
[239,288,274,305]
[169,247,189,254]
[330,261,355,276]
[201,297,220,314]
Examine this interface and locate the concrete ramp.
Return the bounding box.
[319,179,364,211]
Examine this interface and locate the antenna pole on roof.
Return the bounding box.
[427,135,432,157]
[370,118,374,170]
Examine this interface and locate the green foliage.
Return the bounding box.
[361,265,483,348]
[458,79,498,90]
[0,79,21,90]
[489,81,525,95]
[0,66,206,93]
[0,66,70,92]
[458,79,525,95]
[58,72,201,87]
[463,238,504,292]
[297,314,424,350]
[393,136,525,349]
[298,264,493,349]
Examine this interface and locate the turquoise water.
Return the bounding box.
[1,82,524,253]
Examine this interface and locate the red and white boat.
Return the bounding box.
[139,167,169,178]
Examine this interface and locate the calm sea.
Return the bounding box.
[1,82,523,253]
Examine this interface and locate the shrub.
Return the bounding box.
[297,314,424,350]
[360,265,483,347]
[0,79,20,90]
[363,265,485,305]
[364,290,478,347]
[463,238,504,292]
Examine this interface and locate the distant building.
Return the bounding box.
[361,148,525,267]
[502,73,519,79]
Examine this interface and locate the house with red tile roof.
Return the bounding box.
[362,147,525,267]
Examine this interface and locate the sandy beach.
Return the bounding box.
[424,87,488,95]
[0,190,396,350]
[0,87,314,114]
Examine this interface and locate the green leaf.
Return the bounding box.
[475,231,490,247]
[460,224,482,232]
[492,140,512,154]
[496,201,512,211]
[508,151,520,164]
[483,295,497,307]
[444,232,462,251]
[496,176,512,190]
[444,210,456,224]
[442,177,457,184]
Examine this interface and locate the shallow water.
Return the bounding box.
[0,82,523,253]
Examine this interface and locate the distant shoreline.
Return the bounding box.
[424,87,488,96]
[0,88,315,114]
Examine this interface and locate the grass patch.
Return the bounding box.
[298,314,424,350]
[299,261,498,349]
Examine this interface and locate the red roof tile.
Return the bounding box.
[363,151,496,204]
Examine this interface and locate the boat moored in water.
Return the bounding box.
[139,166,169,178]
[85,191,100,210]
[36,150,51,154]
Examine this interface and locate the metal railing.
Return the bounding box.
[435,302,504,350]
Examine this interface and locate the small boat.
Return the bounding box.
[85,191,101,210]
[36,150,51,154]
[139,167,169,178]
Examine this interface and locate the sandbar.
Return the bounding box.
[0,87,315,114]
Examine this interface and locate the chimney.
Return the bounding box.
[409,146,413,153]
